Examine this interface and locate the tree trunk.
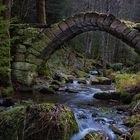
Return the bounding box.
[36,0,46,24]
[0,0,13,94]
[2,0,11,20]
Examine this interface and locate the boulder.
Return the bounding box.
[91,76,111,85]
[0,103,78,140]
[90,77,99,85]
[39,87,56,94]
[78,78,87,84]
[94,92,120,100]
[109,124,123,135]
[97,77,111,85]
[82,131,107,140]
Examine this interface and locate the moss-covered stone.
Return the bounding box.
[12,70,37,86]
[0,103,78,140]
[38,61,52,78]
[72,70,89,78]
[94,92,120,100]
[82,131,105,140]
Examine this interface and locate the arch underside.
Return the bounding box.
[38,12,140,61]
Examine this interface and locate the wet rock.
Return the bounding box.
[90,76,111,85]
[97,77,112,85]
[92,112,98,117]
[94,118,106,124]
[78,78,87,84]
[65,88,79,93]
[52,72,66,82]
[65,75,75,83]
[82,131,107,140]
[94,92,120,100]
[50,85,59,91]
[39,87,56,94]
[51,80,61,86]
[78,112,87,119]
[109,124,123,135]
[0,103,78,140]
[90,77,99,85]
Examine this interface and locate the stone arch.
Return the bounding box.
[12,12,140,86]
[38,12,140,60]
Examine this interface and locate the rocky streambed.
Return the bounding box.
[0,72,134,140]
[10,79,131,140]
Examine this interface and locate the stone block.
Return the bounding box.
[12,62,37,71]
[11,69,37,86]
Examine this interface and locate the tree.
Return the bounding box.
[0,0,13,95]
[36,0,46,24]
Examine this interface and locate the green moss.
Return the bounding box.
[133,93,140,101]
[0,87,13,97]
[38,61,52,78]
[82,131,104,140]
[131,131,140,140]
[0,103,78,140]
[124,115,140,127]
[0,106,26,140]
[73,70,88,78]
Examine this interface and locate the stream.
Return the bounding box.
[14,79,130,140]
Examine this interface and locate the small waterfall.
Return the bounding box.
[72,80,79,87]
[86,79,90,85]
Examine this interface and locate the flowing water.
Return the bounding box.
[14,80,130,140]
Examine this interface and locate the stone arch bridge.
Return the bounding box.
[12,12,140,86]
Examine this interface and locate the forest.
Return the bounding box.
[0,0,140,140]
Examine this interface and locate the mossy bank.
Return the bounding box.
[0,103,78,140]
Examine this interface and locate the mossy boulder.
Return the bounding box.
[72,70,89,78]
[94,92,120,100]
[0,103,78,140]
[82,131,106,140]
[91,77,111,85]
[77,78,87,84]
[97,77,111,85]
[52,72,67,83]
